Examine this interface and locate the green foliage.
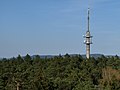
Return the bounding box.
[0,54,120,90]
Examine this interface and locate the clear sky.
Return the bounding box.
[0,0,120,58]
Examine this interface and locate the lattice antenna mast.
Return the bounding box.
[88,8,90,32]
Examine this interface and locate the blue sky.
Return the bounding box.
[0,0,120,57]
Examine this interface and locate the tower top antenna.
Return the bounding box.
[87,8,90,32]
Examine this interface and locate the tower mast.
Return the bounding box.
[84,8,93,59]
[88,8,90,32]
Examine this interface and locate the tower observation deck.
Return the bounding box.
[83,8,93,59]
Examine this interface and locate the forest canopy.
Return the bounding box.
[0,54,120,90]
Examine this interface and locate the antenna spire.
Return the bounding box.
[87,8,90,32]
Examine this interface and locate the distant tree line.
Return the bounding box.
[0,54,120,90]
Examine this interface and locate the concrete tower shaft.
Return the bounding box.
[86,44,90,59]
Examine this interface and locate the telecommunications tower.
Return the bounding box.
[83,8,93,59]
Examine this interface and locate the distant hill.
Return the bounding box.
[32,54,104,59]
[0,54,117,60]
[81,54,104,59]
[32,55,55,59]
